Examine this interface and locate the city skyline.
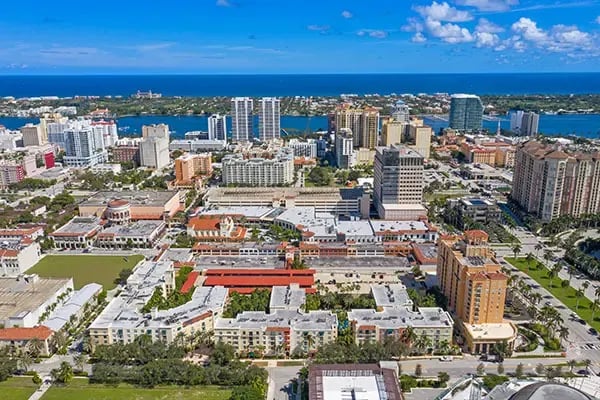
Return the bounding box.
[0,0,599,74]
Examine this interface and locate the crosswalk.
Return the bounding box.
[574,342,600,351]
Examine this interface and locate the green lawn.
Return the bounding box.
[505,257,600,331]
[0,377,40,400]
[41,380,231,400]
[27,255,145,289]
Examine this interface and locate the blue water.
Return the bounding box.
[1,73,600,97]
[1,114,599,138]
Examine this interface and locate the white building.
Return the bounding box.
[43,283,102,332]
[335,128,356,169]
[64,124,108,167]
[0,132,23,151]
[222,148,294,187]
[91,120,119,148]
[391,100,410,122]
[258,97,280,142]
[208,114,227,141]
[288,139,317,158]
[142,124,169,139]
[0,239,42,277]
[169,139,227,152]
[139,137,169,169]
[231,97,253,142]
[90,163,122,175]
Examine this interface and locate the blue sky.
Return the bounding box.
[1,0,599,74]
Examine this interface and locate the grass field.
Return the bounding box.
[505,257,600,331]
[41,380,231,400]
[27,255,145,289]
[0,377,40,400]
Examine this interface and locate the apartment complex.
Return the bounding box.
[89,261,227,348]
[0,163,25,188]
[142,124,169,139]
[288,139,317,158]
[231,97,253,142]
[381,119,405,147]
[373,144,426,220]
[510,111,539,136]
[208,114,227,141]
[445,197,502,229]
[21,124,46,146]
[174,153,212,186]
[449,94,484,131]
[221,149,294,187]
[511,141,600,221]
[437,230,515,353]
[381,118,432,158]
[391,100,410,122]
[334,104,379,149]
[64,125,108,167]
[335,128,356,169]
[258,97,281,141]
[139,136,169,169]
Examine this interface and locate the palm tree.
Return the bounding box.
[525,253,534,270]
[558,326,569,347]
[568,265,576,284]
[303,332,315,353]
[512,243,522,259]
[81,336,92,354]
[19,352,32,372]
[535,243,543,258]
[401,327,417,350]
[543,249,553,267]
[592,299,600,322]
[567,359,577,372]
[576,288,585,311]
[27,338,43,358]
[548,267,559,288]
[51,361,73,384]
[73,353,87,372]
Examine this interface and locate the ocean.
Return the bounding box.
[1,73,600,97]
[1,114,599,138]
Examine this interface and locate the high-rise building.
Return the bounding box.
[231,97,253,142]
[408,121,432,159]
[20,124,45,147]
[221,148,294,187]
[91,120,119,148]
[381,118,406,146]
[0,163,25,188]
[509,110,524,132]
[63,125,108,167]
[334,104,379,149]
[391,100,410,122]
[288,139,318,158]
[142,124,169,139]
[449,94,484,131]
[511,141,600,221]
[208,114,227,141]
[139,137,170,169]
[521,112,539,136]
[258,97,281,142]
[373,144,425,220]
[174,153,212,185]
[335,128,356,169]
[437,230,515,354]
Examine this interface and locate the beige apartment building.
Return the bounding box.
[512,141,600,221]
[437,230,516,354]
[334,104,379,149]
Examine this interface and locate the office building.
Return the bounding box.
[511,141,600,221]
[91,120,119,148]
[445,197,502,229]
[258,97,280,141]
[381,118,406,146]
[78,190,181,221]
[391,100,410,122]
[373,144,426,220]
[142,124,169,139]
[308,364,402,400]
[449,94,484,131]
[231,97,253,142]
[221,148,294,187]
[437,230,516,354]
[111,143,140,166]
[335,104,379,149]
[139,136,169,169]
[288,139,317,158]
[63,125,108,167]
[208,114,227,141]
[335,128,356,169]
[20,124,45,147]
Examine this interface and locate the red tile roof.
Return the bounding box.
[205,268,315,276]
[180,271,200,294]
[188,216,221,231]
[0,326,53,341]
[204,276,314,288]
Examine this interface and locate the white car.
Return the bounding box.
[439,356,453,362]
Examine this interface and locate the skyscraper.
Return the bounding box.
[360,108,379,149]
[139,137,170,169]
[335,128,356,169]
[258,97,281,142]
[391,100,410,122]
[231,97,253,142]
[381,118,406,146]
[521,112,539,136]
[208,114,227,141]
[449,94,484,131]
[373,144,425,220]
[64,125,108,167]
[334,104,379,149]
[142,124,169,139]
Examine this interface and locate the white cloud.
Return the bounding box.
[511,17,548,42]
[475,32,500,47]
[476,18,504,33]
[412,32,427,42]
[424,17,474,43]
[595,16,600,24]
[307,25,330,32]
[357,29,388,39]
[341,10,353,19]
[455,0,518,12]
[402,17,424,33]
[216,0,231,6]
[414,2,473,22]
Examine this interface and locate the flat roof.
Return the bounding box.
[0,276,72,323]
[98,220,165,238]
[269,285,306,310]
[370,284,413,309]
[205,187,364,202]
[370,219,430,233]
[348,307,453,329]
[81,190,179,207]
[463,322,517,340]
[215,310,337,331]
[51,216,101,237]
[199,206,275,219]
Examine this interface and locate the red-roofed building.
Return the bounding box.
[203,269,316,294]
[187,216,246,242]
[180,271,200,294]
[0,326,53,356]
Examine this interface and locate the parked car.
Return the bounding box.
[439,356,453,362]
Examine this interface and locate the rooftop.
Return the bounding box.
[348,307,453,329]
[269,285,306,310]
[81,190,179,207]
[51,216,102,237]
[463,322,517,340]
[0,275,73,324]
[98,220,165,238]
[370,284,413,309]
[215,310,337,331]
[0,326,53,341]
